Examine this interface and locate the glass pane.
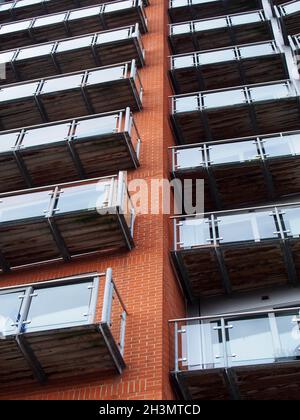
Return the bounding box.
[96,28,131,45]
[284,207,300,238]
[275,311,300,360]
[0,20,30,35]
[175,147,204,169]
[74,115,118,139]
[239,42,276,59]
[263,135,292,158]
[286,133,300,155]
[0,51,14,64]
[41,74,83,94]
[0,291,24,336]
[104,0,132,12]
[56,182,109,214]
[283,1,300,15]
[15,0,45,8]
[210,141,258,164]
[171,0,188,7]
[56,36,93,53]
[218,211,276,243]
[33,13,66,28]
[0,81,39,101]
[0,132,19,152]
[199,48,236,65]
[0,4,12,12]
[194,17,227,31]
[22,123,69,147]
[69,6,100,21]
[231,11,262,25]
[171,23,191,35]
[249,83,290,101]
[0,190,52,222]
[87,66,125,85]
[179,217,210,248]
[226,315,275,366]
[174,95,198,112]
[172,54,195,69]
[204,89,245,109]
[25,282,93,332]
[17,43,54,61]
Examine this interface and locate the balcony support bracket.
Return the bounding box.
[16,335,47,385]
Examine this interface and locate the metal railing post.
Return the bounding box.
[101,267,113,324]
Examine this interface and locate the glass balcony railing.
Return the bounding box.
[277,0,300,16]
[0,268,127,388]
[173,203,300,250]
[171,80,297,114]
[169,10,266,36]
[171,41,280,70]
[170,307,300,372]
[171,131,300,172]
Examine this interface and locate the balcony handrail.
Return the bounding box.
[0,24,142,58]
[169,0,219,6]
[171,201,300,219]
[169,8,266,31]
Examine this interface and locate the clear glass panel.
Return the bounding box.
[22,123,69,148]
[194,17,227,32]
[249,83,291,101]
[179,217,210,248]
[239,42,276,59]
[283,1,300,15]
[24,282,93,332]
[286,133,300,155]
[17,43,54,61]
[263,135,292,158]
[172,54,195,69]
[0,3,12,11]
[69,6,100,21]
[283,207,300,238]
[0,81,39,102]
[0,291,25,336]
[0,51,14,64]
[56,182,109,214]
[33,13,66,28]
[204,89,245,109]
[175,147,204,169]
[174,95,199,112]
[231,11,262,25]
[226,315,275,366]
[171,0,188,7]
[104,0,132,12]
[218,211,276,243]
[15,0,45,8]
[0,132,19,152]
[275,310,300,359]
[96,28,131,45]
[0,190,51,222]
[41,74,83,94]
[74,115,118,139]
[0,20,30,35]
[198,48,236,65]
[87,66,125,85]
[56,35,93,53]
[210,141,258,164]
[171,23,191,35]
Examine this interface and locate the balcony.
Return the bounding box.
[0,0,148,51]
[0,1,149,23]
[0,108,140,192]
[275,0,300,38]
[0,61,143,131]
[169,10,272,54]
[0,268,127,391]
[1,24,145,84]
[170,130,300,210]
[170,41,288,94]
[170,80,300,145]
[168,0,262,24]
[0,173,135,271]
[172,203,300,299]
[170,307,300,400]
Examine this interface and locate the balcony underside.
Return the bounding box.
[0,133,138,192]
[0,79,141,131]
[168,0,260,23]
[172,361,300,400]
[0,323,124,392]
[172,99,300,144]
[172,239,300,299]
[170,55,287,94]
[0,8,147,50]
[169,22,272,54]
[3,39,144,84]
[281,13,300,37]
[0,0,149,23]
[173,155,300,210]
[0,211,133,270]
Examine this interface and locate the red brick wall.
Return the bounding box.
[0,0,186,401]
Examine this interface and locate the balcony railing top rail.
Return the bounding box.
[169,9,266,36]
[276,0,300,16]
[170,40,281,69]
[0,23,144,65]
[0,0,147,35]
[170,79,298,113]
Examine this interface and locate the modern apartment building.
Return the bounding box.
[0,0,300,401]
